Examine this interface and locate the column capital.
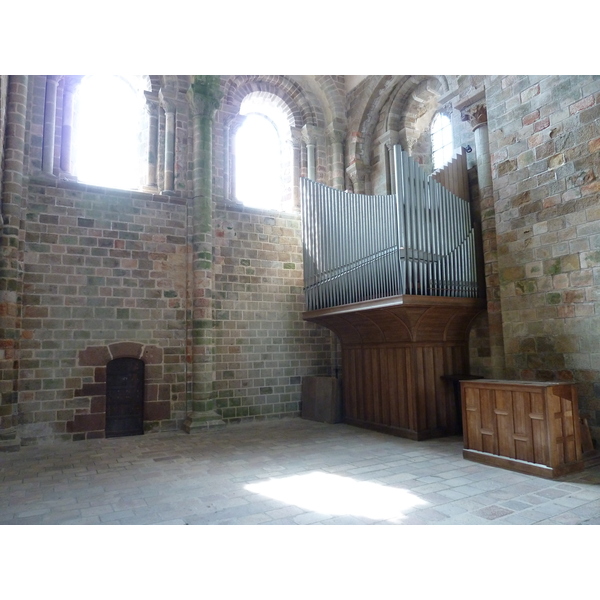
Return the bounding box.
[144,90,159,115]
[158,89,176,113]
[460,103,488,131]
[63,75,83,93]
[301,124,319,145]
[290,126,303,148]
[380,130,400,151]
[187,75,223,118]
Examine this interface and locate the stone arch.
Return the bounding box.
[70,342,167,440]
[348,75,451,193]
[222,75,321,128]
[218,75,330,205]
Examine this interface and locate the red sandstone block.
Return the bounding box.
[74,382,105,397]
[79,345,111,366]
[90,397,106,413]
[570,95,595,114]
[522,109,540,126]
[144,401,170,421]
[588,137,600,154]
[533,117,550,132]
[72,413,106,432]
[109,341,143,359]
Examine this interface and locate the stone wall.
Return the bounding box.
[213,204,332,422]
[487,75,600,437]
[19,179,189,443]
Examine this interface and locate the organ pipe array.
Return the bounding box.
[302,147,481,311]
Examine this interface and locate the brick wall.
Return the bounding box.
[19,179,189,443]
[213,204,332,422]
[487,75,600,437]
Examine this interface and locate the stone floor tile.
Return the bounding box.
[1,419,599,526]
[471,505,514,520]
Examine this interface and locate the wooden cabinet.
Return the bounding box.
[303,295,485,440]
[460,379,584,478]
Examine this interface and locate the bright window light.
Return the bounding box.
[73,75,147,190]
[431,112,454,170]
[235,113,283,209]
[234,94,291,211]
[245,471,428,522]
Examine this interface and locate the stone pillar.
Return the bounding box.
[144,91,159,190]
[159,90,176,194]
[183,75,226,433]
[327,126,345,191]
[60,76,80,175]
[302,124,317,181]
[0,75,28,451]
[42,75,61,175]
[291,127,302,210]
[381,130,400,195]
[461,101,506,378]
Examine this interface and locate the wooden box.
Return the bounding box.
[460,379,584,478]
[301,376,342,424]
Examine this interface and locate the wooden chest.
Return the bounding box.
[460,379,584,478]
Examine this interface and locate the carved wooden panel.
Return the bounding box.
[461,380,584,478]
[303,295,485,440]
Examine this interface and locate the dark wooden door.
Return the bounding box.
[106,357,144,438]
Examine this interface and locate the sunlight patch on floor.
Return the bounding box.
[245,471,429,521]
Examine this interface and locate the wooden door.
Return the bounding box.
[106,357,144,438]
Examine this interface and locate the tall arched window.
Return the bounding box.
[431,112,453,171]
[234,94,293,211]
[72,75,149,190]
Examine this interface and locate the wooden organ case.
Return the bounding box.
[301,148,485,439]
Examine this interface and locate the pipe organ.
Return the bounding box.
[301,147,486,440]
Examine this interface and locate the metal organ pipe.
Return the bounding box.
[301,147,480,311]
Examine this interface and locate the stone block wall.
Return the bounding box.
[19,179,188,443]
[213,204,332,422]
[487,75,600,437]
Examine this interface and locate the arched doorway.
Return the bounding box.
[105,357,145,437]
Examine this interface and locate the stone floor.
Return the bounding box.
[1,418,599,525]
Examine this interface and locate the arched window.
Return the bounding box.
[233,94,293,211]
[431,112,453,171]
[72,75,149,190]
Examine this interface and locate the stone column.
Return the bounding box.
[183,76,226,433]
[461,101,506,378]
[144,91,159,191]
[302,124,317,181]
[381,130,400,195]
[327,126,345,191]
[42,75,61,175]
[0,75,28,451]
[159,90,176,194]
[291,127,302,210]
[60,76,81,175]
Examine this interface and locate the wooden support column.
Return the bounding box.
[0,75,28,451]
[183,76,226,433]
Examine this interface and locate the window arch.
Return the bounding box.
[232,93,294,211]
[431,112,454,171]
[72,75,150,190]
